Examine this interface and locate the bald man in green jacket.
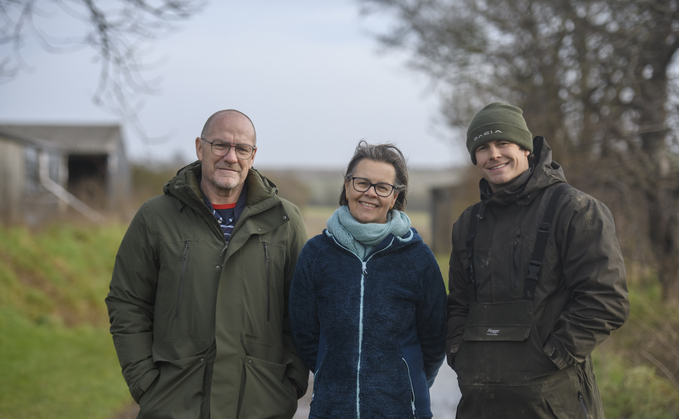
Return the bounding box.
[106,110,309,419]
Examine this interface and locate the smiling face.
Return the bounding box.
[196,111,257,204]
[344,159,399,224]
[475,140,530,193]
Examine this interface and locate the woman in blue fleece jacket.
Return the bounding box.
[289,140,447,419]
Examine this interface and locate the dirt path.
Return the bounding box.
[429,363,461,418]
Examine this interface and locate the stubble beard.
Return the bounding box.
[212,171,241,192]
[204,164,244,194]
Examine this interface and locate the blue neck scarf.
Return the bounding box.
[327,205,411,260]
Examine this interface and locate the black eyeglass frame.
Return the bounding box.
[349,176,397,197]
[200,138,257,159]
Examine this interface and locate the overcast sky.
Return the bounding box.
[0,1,469,170]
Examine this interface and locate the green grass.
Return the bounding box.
[1,217,678,418]
[0,308,131,419]
[435,254,449,292]
[594,277,679,417]
[0,223,125,326]
[595,353,679,418]
[0,223,132,419]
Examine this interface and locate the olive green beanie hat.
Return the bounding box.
[466,102,533,164]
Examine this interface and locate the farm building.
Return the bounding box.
[429,168,477,255]
[0,124,130,225]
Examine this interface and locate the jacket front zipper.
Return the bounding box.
[176,240,191,318]
[263,241,271,321]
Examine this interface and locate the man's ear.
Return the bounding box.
[195,137,204,161]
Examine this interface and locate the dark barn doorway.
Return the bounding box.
[68,154,108,208]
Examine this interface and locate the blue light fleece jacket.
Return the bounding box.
[290,228,447,418]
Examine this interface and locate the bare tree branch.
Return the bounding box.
[360,0,679,299]
[0,0,203,140]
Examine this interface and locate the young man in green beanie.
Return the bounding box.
[446,102,629,418]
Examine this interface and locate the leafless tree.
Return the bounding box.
[0,0,203,136]
[361,0,679,300]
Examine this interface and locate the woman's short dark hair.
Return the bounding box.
[339,140,408,211]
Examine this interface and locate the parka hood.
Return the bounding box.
[162,161,280,214]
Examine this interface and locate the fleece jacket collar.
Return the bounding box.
[325,226,417,262]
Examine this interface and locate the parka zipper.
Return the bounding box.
[401,358,417,418]
[578,391,590,418]
[263,241,271,322]
[176,240,191,319]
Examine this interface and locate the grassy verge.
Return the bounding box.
[0,223,126,326]
[594,276,679,417]
[0,308,130,419]
[595,353,679,418]
[0,223,132,419]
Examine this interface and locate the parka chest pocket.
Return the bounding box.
[456,300,557,383]
[462,300,532,342]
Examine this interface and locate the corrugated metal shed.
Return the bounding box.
[0,127,58,150]
[0,123,131,224]
[0,124,122,154]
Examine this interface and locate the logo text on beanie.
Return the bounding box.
[474,130,502,142]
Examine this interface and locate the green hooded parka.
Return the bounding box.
[106,161,309,419]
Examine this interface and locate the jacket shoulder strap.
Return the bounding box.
[524,183,572,300]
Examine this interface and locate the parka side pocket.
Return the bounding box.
[576,355,604,418]
[138,353,207,418]
[543,367,590,419]
[237,356,297,419]
[133,369,159,403]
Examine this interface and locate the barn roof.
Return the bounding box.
[0,124,123,154]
